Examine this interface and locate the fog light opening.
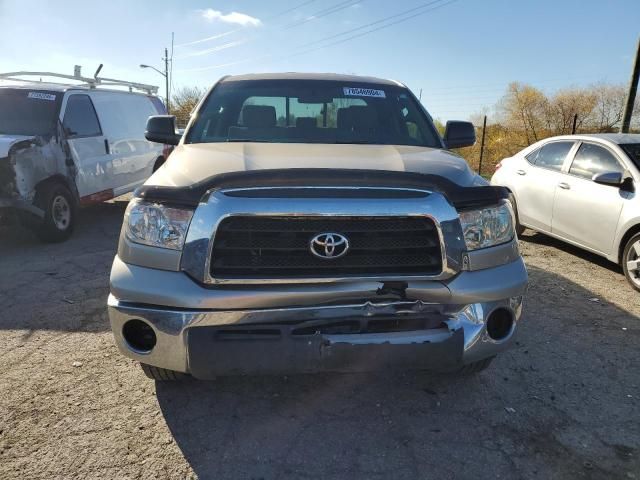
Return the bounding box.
[486,308,514,341]
[122,319,157,353]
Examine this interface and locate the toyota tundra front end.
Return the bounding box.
[107,73,528,380]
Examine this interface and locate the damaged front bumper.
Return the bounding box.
[0,196,44,217]
[108,256,527,378]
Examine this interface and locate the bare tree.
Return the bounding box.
[171,86,206,128]
[548,88,597,134]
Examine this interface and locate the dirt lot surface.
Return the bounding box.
[1,199,639,480]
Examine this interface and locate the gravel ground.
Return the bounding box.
[0,199,639,480]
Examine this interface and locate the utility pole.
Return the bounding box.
[478,115,487,176]
[621,37,640,133]
[572,113,578,134]
[164,47,170,114]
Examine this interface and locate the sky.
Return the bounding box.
[1,0,639,122]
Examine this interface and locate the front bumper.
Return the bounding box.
[108,256,528,378]
[0,197,44,217]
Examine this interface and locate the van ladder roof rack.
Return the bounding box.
[0,65,158,94]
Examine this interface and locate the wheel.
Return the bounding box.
[622,232,640,292]
[33,183,77,242]
[456,356,494,375]
[140,363,188,381]
[508,193,526,236]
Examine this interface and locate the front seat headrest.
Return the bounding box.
[242,105,277,128]
[296,117,317,129]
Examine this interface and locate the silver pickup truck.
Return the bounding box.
[107,73,528,380]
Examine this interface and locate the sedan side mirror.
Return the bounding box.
[593,171,623,187]
[145,115,182,146]
[443,121,476,149]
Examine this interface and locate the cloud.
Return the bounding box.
[200,9,262,27]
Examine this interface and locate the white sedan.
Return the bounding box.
[491,133,640,291]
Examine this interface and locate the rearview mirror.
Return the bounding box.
[443,121,476,149]
[145,115,181,145]
[593,171,623,187]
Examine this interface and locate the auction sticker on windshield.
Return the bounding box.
[343,87,386,98]
[27,92,56,101]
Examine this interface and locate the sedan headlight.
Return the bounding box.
[125,200,193,250]
[458,201,514,251]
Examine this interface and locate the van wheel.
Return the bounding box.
[140,363,188,381]
[508,193,526,236]
[456,356,494,375]
[34,183,76,242]
[622,233,640,292]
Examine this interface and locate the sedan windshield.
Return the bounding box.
[0,88,60,137]
[186,80,441,147]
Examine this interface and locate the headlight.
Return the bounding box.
[125,200,193,250]
[458,201,514,251]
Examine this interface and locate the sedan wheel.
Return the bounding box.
[623,233,640,292]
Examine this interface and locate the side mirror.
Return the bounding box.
[593,171,623,187]
[145,115,181,146]
[443,121,476,149]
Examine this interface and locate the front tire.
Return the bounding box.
[508,193,526,236]
[140,363,188,381]
[622,233,640,292]
[456,356,494,375]
[33,183,77,242]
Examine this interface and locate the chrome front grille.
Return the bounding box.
[210,216,443,278]
[180,188,464,284]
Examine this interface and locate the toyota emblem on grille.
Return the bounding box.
[309,233,350,259]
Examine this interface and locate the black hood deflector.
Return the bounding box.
[135,169,508,210]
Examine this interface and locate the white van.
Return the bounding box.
[0,76,168,241]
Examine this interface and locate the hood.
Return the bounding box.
[0,134,35,158]
[147,142,483,188]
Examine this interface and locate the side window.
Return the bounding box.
[63,95,101,137]
[569,143,624,180]
[532,141,574,171]
[525,147,540,164]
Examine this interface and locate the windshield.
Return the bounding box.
[186,80,441,147]
[0,88,61,137]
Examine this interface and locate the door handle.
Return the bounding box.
[516,169,526,175]
[104,139,110,155]
[558,182,570,190]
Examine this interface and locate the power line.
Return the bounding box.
[176,0,317,48]
[181,0,364,59]
[294,0,445,50]
[179,0,459,73]
[285,0,458,59]
[282,0,363,29]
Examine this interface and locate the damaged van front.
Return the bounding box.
[0,88,72,231]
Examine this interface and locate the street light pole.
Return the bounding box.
[140,47,170,114]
